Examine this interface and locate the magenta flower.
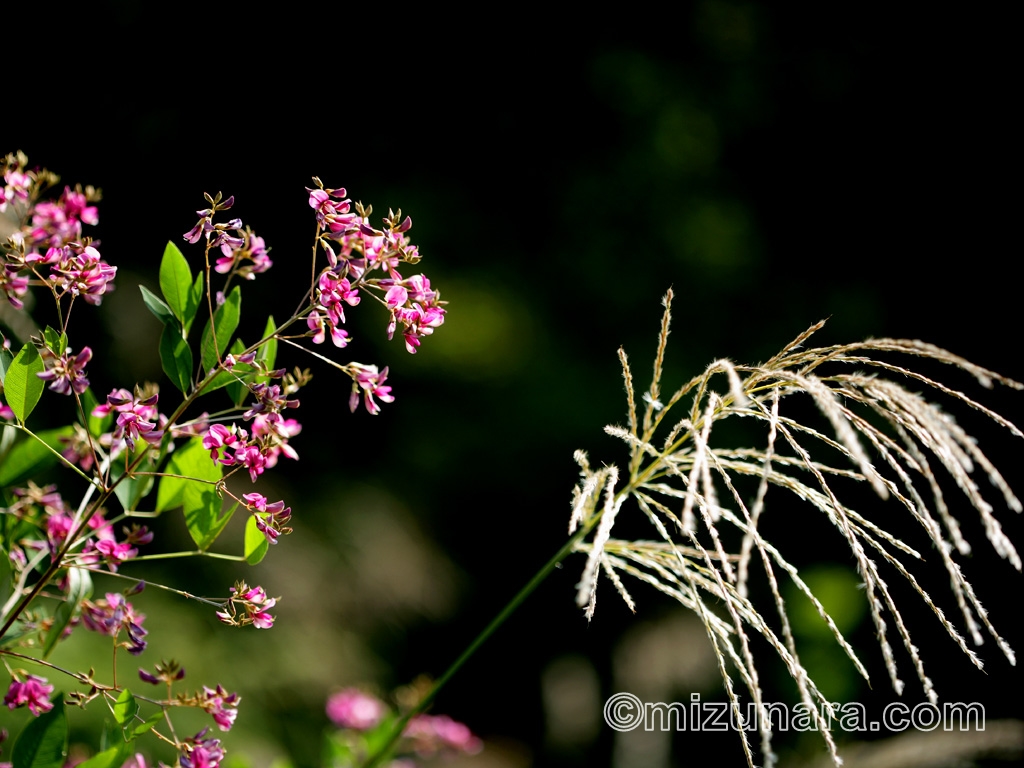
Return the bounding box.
[81,592,148,655]
[348,364,394,415]
[250,413,301,468]
[4,675,54,716]
[180,729,225,768]
[215,582,277,629]
[242,493,292,544]
[200,685,241,732]
[50,244,117,305]
[204,424,271,478]
[1,267,29,309]
[325,688,386,730]
[106,390,162,450]
[37,346,92,396]
[403,714,483,757]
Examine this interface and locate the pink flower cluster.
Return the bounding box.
[202,424,267,482]
[199,685,241,732]
[22,243,117,305]
[103,389,163,450]
[215,583,277,629]
[383,274,445,354]
[305,182,446,358]
[2,154,115,308]
[349,363,394,416]
[179,729,225,768]
[403,714,483,757]
[325,688,386,730]
[6,485,148,572]
[183,196,271,281]
[25,186,99,249]
[37,346,92,396]
[242,493,292,544]
[4,674,54,716]
[81,592,149,655]
[324,688,482,760]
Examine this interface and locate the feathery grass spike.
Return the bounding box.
[569,296,1022,768]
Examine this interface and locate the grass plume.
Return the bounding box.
[570,289,1022,767]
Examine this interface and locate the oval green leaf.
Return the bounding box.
[4,343,45,424]
[159,241,194,328]
[12,697,67,768]
[0,427,76,488]
[160,323,194,395]
[244,514,269,565]
[200,286,241,375]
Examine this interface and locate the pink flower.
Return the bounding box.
[180,729,224,768]
[403,714,483,757]
[106,390,162,450]
[1,267,29,309]
[349,364,394,415]
[81,592,148,655]
[242,493,292,544]
[4,675,55,716]
[326,689,386,730]
[215,582,278,629]
[37,346,92,396]
[200,685,241,732]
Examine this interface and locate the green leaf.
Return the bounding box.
[155,438,229,550]
[113,688,138,727]
[75,745,130,768]
[43,567,92,658]
[131,709,164,737]
[159,241,194,328]
[200,286,241,375]
[131,714,162,738]
[187,501,237,553]
[187,272,204,335]
[12,697,67,768]
[112,457,155,514]
[244,514,269,565]
[0,427,75,487]
[4,344,45,424]
[139,285,177,328]
[160,324,194,395]
[42,328,67,357]
[257,315,278,370]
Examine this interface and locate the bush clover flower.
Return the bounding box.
[241,493,292,544]
[215,582,277,629]
[81,592,148,655]
[105,389,163,450]
[183,192,234,244]
[4,674,54,716]
[0,267,29,309]
[403,714,483,757]
[348,364,394,415]
[48,243,117,305]
[325,688,386,730]
[37,346,92,396]
[179,729,224,768]
[138,659,186,686]
[250,413,301,468]
[198,685,241,732]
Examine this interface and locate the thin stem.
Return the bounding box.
[361,520,596,768]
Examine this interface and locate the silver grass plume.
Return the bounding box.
[569,288,1022,768]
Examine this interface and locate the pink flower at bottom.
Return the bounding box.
[4,675,54,716]
[326,688,386,730]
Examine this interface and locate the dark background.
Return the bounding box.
[4,3,1021,766]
